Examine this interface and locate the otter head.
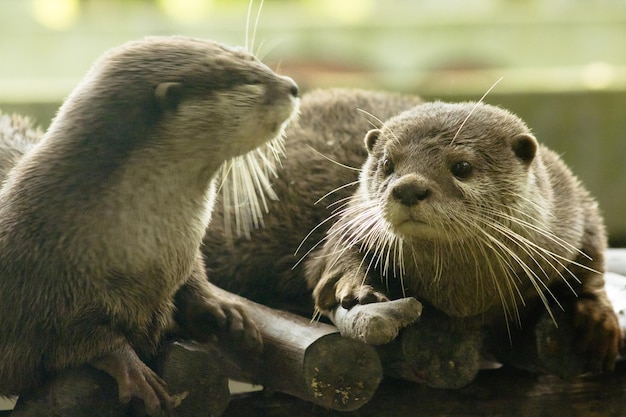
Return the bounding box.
[43,36,299,184]
[360,101,539,243]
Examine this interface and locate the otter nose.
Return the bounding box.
[282,76,299,98]
[392,181,431,206]
[288,80,299,98]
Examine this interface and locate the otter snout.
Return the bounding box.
[284,76,299,98]
[392,176,431,206]
[265,75,299,103]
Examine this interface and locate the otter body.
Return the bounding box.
[203,89,422,313]
[204,90,620,375]
[0,36,298,413]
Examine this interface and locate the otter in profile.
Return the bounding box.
[307,101,621,373]
[203,91,620,376]
[0,36,299,414]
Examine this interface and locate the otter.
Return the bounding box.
[203,88,423,313]
[0,36,299,415]
[202,90,621,376]
[307,100,621,374]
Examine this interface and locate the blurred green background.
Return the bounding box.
[0,0,625,243]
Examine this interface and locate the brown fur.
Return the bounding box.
[0,35,298,413]
[203,88,422,313]
[0,112,41,179]
[204,91,620,375]
[307,101,621,373]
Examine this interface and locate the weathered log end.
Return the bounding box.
[301,333,383,411]
[154,340,231,417]
[329,297,423,345]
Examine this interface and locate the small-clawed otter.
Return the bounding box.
[0,36,299,414]
[307,100,621,373]
[203,89,621,376]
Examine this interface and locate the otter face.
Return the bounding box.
[361,102,538,242]
[58,36,299,173]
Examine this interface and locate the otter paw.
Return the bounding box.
[572,298,622,373]
[91,346,174,416]
[338,284,390,309]
[203,295,263,351]
[536,300,622,378]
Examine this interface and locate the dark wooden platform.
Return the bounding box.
[223,360,626,417]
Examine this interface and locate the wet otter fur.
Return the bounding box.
[0,36,299,414]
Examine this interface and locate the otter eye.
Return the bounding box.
[451,161,472,179]
[382,158,394,176]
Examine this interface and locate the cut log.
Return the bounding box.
[9,340,231,417]
[153,340,231,417]
[222,360,626,417]
[329,297,423,345]
[208,284,383,412]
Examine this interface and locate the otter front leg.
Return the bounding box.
[313,266,389,314]
[535,252,622,376]
[91,343,174,415]
[174,252,262,350]
[307,252,424,345]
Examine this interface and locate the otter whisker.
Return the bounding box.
[491,198,593,262]
[468,220,523,329]
[481,205,597,277]
[305,199,381,269]
[244,0,265,54]
[450,210,522,321]
[305,144,362,172]
[325,191,360,210]
[473,216,561,324]
[244,0,254,52]
[251,0,265,57]
[478,212,583,301]
[450,77,503,145]
[356,108,387,130]
[293,201,363,264]
[316,181,361,206]
[356,218,402,293]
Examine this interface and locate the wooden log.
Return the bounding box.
[222,360,626,417]
[8,340,231,417]
[9,366,128,417]
[209,285,383,412]
[329,297,423,345]
[327,270,626,390]
[376,311,484,389]
[152,340,231,417]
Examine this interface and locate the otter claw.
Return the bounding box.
[91,346,174,416]
[339,284,389,309]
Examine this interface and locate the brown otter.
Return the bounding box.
[202,90,621,377]
[203,88,423,313]
[306,100,622,374]
[0,36,299,415]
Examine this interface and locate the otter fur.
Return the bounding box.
[0,36,299,414]
[203,90,621,377]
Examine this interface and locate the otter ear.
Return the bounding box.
[155,82,183,111]
[364,129,381,153]
[510,133,537,164]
